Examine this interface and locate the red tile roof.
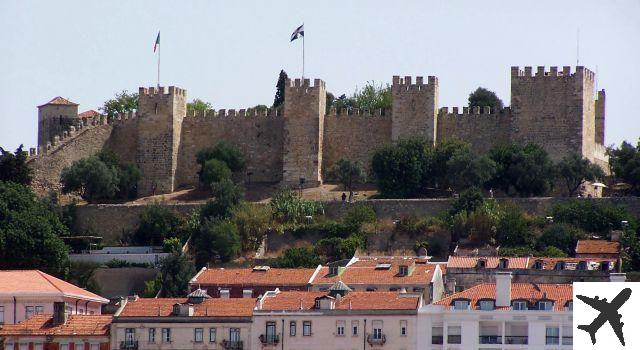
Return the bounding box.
[576,240,621,255]
[526,257,617,270]
[118,298,255,317]
[0,314,111,336]
[0,270,109,303]
[435,283,572,311]
[447,256,529,269]
[78,110,100,119]
[260,291,420,311]
[38,96,78,108]
[191,267,316,286]
[312,259,437,286]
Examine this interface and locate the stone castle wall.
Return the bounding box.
[436,106,512,154]
[322,108,392,175]
[391,75,438,143]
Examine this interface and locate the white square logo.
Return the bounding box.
[574,282,640,348]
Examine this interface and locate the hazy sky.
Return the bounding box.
[1,0,639,151]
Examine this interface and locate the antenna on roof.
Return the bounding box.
[576,28,580,66]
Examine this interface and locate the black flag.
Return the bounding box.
[290,24,304,42]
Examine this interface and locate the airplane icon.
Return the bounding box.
[577,288,632,346]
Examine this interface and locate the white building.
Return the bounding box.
[418,272,573,350]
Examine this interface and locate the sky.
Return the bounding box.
[1,0,639,151]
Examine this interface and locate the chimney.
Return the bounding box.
[610,273,626,282]
[52,302,67,325]
[495,272,512,307]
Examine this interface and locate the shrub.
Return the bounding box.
[196,141,246,173]
[163,237,183,254]
[488,143,555,197]
[326,158,366,192]
[536,223,585,255]
[315,234,365,262]
[537,246,568,258]
[343,204,376,232]
[498,246,534,257]
[231,203,273,251]
[0,145,32,185]
[451,187,485,215]
[193,219,241,267]
[496,204,533,247]
[201,179,244,220]
[274,247,321,268]
[157,252,196,297]
[133,204,184,246]
[371,138,429,198]
[201,159,232,188]
[550,200,638,236]
[270,189,324,224]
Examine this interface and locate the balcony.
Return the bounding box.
[119,341,138,350]
[259,334,280,345]
[562,336,573,345]
[222,340,243,350]
[479,335,502,344]
[505,336,528,344]
[367,334,386,346]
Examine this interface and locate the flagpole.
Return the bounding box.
[157,39,161,88]
[302,30,305,79]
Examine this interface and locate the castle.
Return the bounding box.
[28,65,608,197]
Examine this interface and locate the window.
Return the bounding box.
[162,328,171,343]
[89,344,98,350]
[25,306,34,319]
[512,300,528,310]
[477,259,486,268]
[290,321,297,336]
[148,328,156,343]
[431,326,443,344]
[478,300,495,311]
[303,321,312,336]
[78,309,84,315]
[498,258,509,269]
[399,265,409,276]
[537,301,553,311]
[365,287,377,292]
[125,328,136,345]
[453,300,469,310]
[577,261,587,270]
[60,345,68,350]
[266,322,277,341]
[229,328,240,342]
[566,301,573,311]
[351,321,359,336]
[336,321,345,336]
[19,344,27,350]
[329,266,339,275]
[4,344,13,350]
[194,328,204,343]
[315,300,321,309]
[601,261,610,271]
[372,320,383,340]
[555,261,565,270]
[209,328,216,342]
[0,306,4,324]
[35,344,44,350]
[533,260,543,269]
[546,326,560,344]
[35,306,44,315]
[400,320,407,336]
[447,325,461,344]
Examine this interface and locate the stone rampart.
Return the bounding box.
[437,106,512,153]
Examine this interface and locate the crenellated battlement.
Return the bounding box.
[286,78,326,92]
[439,106,511,117]
[138,86,186,97]
[511,66,595,81]
[188,107,281,118]
[326,107,390,118]
[392,75,438,91]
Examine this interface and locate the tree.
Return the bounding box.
[193,219,241,267]
[273,70,288,108]
[536,223,585,255]
[196,141,246,175]
[488,143,555,197]
[557,153,605,196]
[0,145,32,185]
[326,159,366,196]
[537,246,567,258]
[157,252,196,297]
[426,139,470,188]
[100,90,138,118]
[201,179,244,220]
[371,138,430,198]
[231,203,273,251]
[61,156,119,201]
[269,189,324,224]
[468,87,504,111]
[549,200,637,236]
[608,140,640,194]
[274,247,321,268]
[445,149,496,191]
[451,187,486,215]
[163,237,183,254]
[133,204,184,246]
[343,204,377,232]
[201,159,232,188]
[0,181,69,276]
[496,204,533,247]
[352,82,392,111]
[187,99,213,116]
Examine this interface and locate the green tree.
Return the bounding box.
[231,203,273,251]
[426,139,470,188]
[537,246,567,258]
[157,252,196,297]
[133,204,184,246]
[0,145,32,185]
[468,87,504,111]
[451,187,485,215]
[326,159,366,195]
[352,81,392,111]
[371,138,430,198]
[536,223,585,255]
[0,182,69,276]
[196,141,246,182]
[187,98,213,116]
[445,149,496,191]
[269,189,324,224]
[343,204,377,232]
[163,237,183,254]
[557,153,605,196]
[333,94,356,111]
[496,204,533,247]
[201,179,244,220]
[549,200,637,236]
[608,140,640,194]
[273,70,288,108]
[315,235,364,262]
[201,159,231,188]
[194,219,241,267]
[61,156,119,201]
[489,143,555,197]
[100,90,138,118]
[274,247,321,268]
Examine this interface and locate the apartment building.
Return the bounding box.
[418,272,574,350]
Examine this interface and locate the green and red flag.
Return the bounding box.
[153,31,160,52]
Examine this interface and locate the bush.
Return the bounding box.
[468,87,504,111]
[451,187,485,215]
[270,189,324,224]
[536,223,585,255]
[488,144,555,197]
[315,234,365,262]
[445,149,496,191]
[326,158,366,192]
[133,204,184,246]
[498,246,534,257]
[371,138,430,198]
[201,159,232,188]
[550,200,638,236]
[231,203,273,251]
[201,179,244,220]
[343,204,376,232]
[274,247,321,268]
[163,237,183,254]
[0,145,32,185]
[608,140,640,194]
[537,246,568,258]
[557,153,605,196]
[496,204,533,247]
[157,252,196,297]
[196,141,246,173]
[193,219,241,267]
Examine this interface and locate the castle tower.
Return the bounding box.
[391,76,439,143]
[510,66,598,162]
[282,78,326,187]
[595,89,606,145]
[37,97,79,148]
[136,86,187,196]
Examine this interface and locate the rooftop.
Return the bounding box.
[435,283,572,311]
[448,256,616,270]
[259,290,420,311]
[0,270,109,304]
[447,256,529,269]
[312,257,437,286]
[190,267,316,286]
[576,240,621,255]
[117,297,255,318]
[77,110,100,119]
[38,96,78,108]
[0,314,111,337]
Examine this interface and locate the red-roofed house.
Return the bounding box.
[576,239,621,260]
[188,266,316,298]
[254,282,422,349]
[0,313,111,350]
[0,270,109,325]
[419,272,574,349]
